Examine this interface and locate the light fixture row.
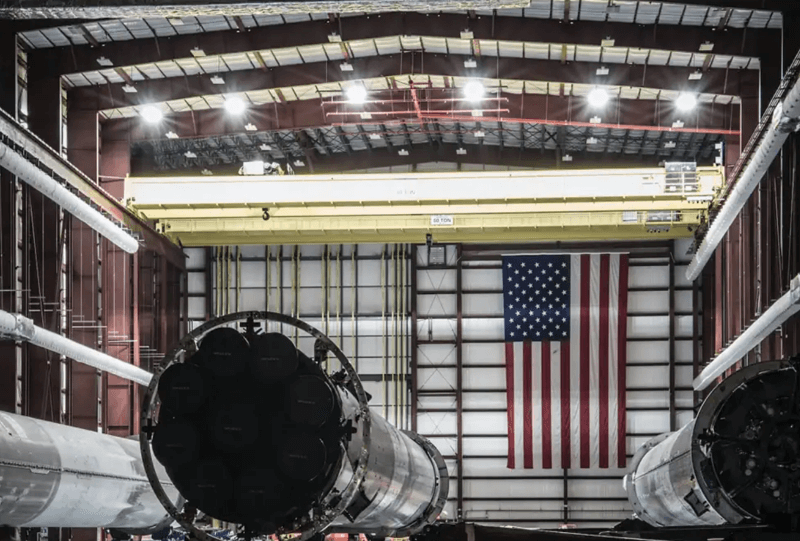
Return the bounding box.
[587,88,699,112]
[140,84,700,125]
[139,96,247,124]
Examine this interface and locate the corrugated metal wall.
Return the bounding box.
[185,243,412,428]
[412,239,698,527]
[184,238,698,527]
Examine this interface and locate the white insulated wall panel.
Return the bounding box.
[414,244,701,528]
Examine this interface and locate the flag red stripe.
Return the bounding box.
[579,254,591,469]
[617,255,629,468]
[541,341,552,469]
[523,340,534,468]
[598,254,610,469]
[505,342,516,469]
[561,340,571,469]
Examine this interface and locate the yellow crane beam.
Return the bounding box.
[127,166,721,245]
[156,210,705,246]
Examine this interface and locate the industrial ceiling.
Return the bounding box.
[10,1,778,177]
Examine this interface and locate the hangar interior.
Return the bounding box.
[1,1,800,541]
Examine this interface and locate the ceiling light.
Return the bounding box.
[201,169,213,175]
[340,62,354,72]
[260,144,272,151]
[398,149,409,156]
[665,141,677,149]
[562,154,573,162]
[596,66,609,76]
[369,133,382,140]
[140,105,163,124]
[346,84,368,104]
[122,84,137,93]
[587,137,598,144]
[464,58,477,68]
[244,123,257,131]
[184,151,197,158]
[601,38,615,47]
[688,70,703,80]
[456,147,467,155]
[676,93,698,112]
[293,159,305,167]
[672,120,685,128]
[210,75,225,85]
[190,47,205,57]
[699,41,714,52]
[590,116,602,124]
[360,112,372,119]
[460,30,474,39]
[587,88,609,108]
[224,96,246,115]
[328,33,342,43]
[463,80,485,101]
[96,56,113,66]
[474,130,485,138]
[165,131,178,139]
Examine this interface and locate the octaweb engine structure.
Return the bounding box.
[141,312,448,540]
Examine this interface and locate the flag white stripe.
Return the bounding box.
[513,341,525,469]
[569,254,582,468]
[550,341,562,468]
[608,255,620,468]
[532,341,543,469]
[589,254,601,469]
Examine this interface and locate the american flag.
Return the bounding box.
[503,253,629,469]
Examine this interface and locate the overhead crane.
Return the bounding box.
[124,164,722,246]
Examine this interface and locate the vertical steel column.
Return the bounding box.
[131,251,140,435]
[410,245,418,432]
[205,247,213,321]
[381,244,387,420]
[692,277,701,409]
[354,245,359,372]
[715,242,724,356]
[265,246,271,317]
[0,172,21,413]
[668,243,676,430]
[456,243,463,520]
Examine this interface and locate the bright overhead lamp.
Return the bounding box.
[587,87,609,108]
[224,96,246,115]
[676,92,698,112]
[463,80,485,102]
[140,105,163,124]
[346,84,368,104]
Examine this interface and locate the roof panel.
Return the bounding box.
[322,43,346,61]
[421,36,447,54]
[400,35,424,51]
[296,44,327,64]
[348,38,378,58]
[270,48,303,66]
[373,36,401,55]
[574,45,601,63]
[445,37,471,56]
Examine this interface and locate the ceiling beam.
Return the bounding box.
[132,141,698,176]
[28,11,770,76]
[102,92,740,144]
[69,53,756,111]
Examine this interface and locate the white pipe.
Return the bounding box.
[0,309,152,386]
[693,274,800,391]
[686,78,800,282]
[0,140,139,254]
